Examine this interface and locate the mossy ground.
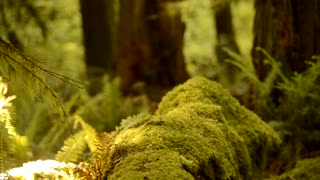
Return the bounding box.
[105,76,281,179]
[270,157,320,180]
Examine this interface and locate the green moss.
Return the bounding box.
[108,150,194,180]
[271,158,320,180]
[106,76,281,179]
[112,113,152,136]
[157,76,281,164]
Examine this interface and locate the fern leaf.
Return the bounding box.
[37,120,67,156]
[74,115,98,153]
[0,78,31,171]
[0,114,13,172]
[224,48,260,84]
[55,130,87,163]
[0,38,63,118]
[0,38,88,136]
[0,38,87,110]
[0,78,15,171]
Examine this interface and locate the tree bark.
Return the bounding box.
[80,0,115,95]
[213,2,240,78]
[252,0,320,81]
[116,0,189,100]
[212,1,242,101]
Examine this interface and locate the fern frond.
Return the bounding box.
[38,120,69,157]
[74,77,124,132]
[0,38,85,111]
[75,158,107,179]
[276,61,320,122]
[74,115,113,157]
[1,78,16,172]
[0,78,31,171]
[256,47,289,84]
[0,38,62,118]
[0,114,13,172]
[95,132,113,157]
[55,130,87,163]
[226,47,288,89]
[224,48,260,84]
[0,38,88,135]
[74,115,97,153]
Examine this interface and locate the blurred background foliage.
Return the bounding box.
[0,0,320,179]
[0,0,255,170]
[182,0,254,78]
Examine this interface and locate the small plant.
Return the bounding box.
[227,48,320,172]
[0,77,32,172]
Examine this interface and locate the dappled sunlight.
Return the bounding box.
[115,128,150,146]
[2,160,76,179]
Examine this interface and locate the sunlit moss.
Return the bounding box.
[105,76,281,179]
[158,76,281,163]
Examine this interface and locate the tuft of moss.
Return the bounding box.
[270,157,320,180]
[157,76,282,166]
[105,76,281,179]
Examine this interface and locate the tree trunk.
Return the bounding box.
[213,2,240,84]
[250,0,320,117]
[80,0,115,95]
[116,0,189,100]
[252,0,320,81]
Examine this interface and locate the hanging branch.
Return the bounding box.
[0,38,87,134]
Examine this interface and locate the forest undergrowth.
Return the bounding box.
[1,37,320,179]
[1,0,320,179]
[226,48,320,177]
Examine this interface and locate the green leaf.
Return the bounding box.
[55,130,86,163]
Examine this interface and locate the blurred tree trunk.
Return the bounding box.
[213,2,240,84]
[250,0,320,114]
[80,0,115,95]
[116,0,189,100]
[252,0,320,81]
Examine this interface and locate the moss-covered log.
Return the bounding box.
[270,157,320,180]
[105,77,281,179]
